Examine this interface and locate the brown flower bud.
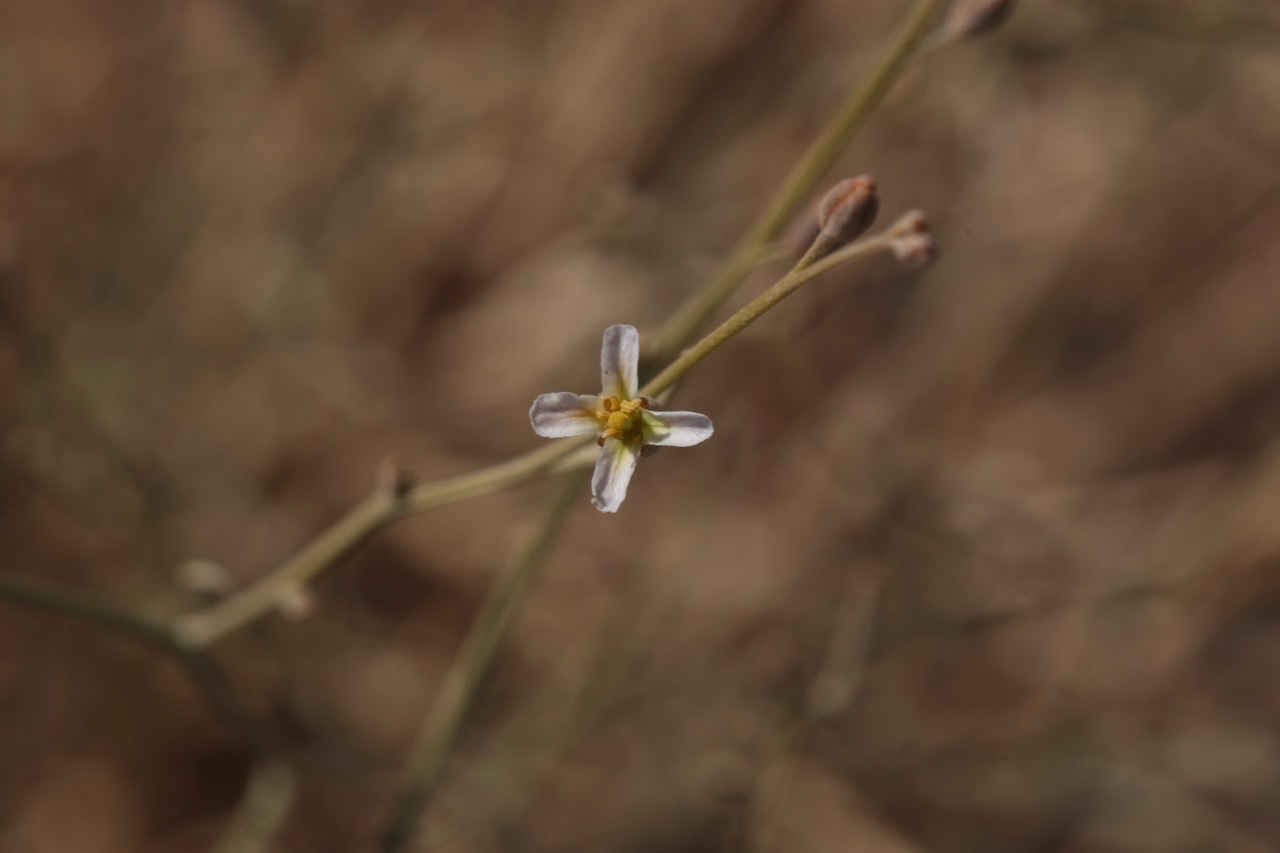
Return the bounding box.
[943,0,1016,40]
[887,210,940,269]
[817,175,880,247]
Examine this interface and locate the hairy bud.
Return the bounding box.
[887,210,939,269]
[817,176,880,245]
[804,175,880,262]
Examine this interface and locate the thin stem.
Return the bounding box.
[0,570,269,751]
[641,234,892,400]
[179,649,274,754]
[652,0,944,363]
[401,435,592,514]
[374,471,587,853]
[0,570,177,652]
[212,759,297,853]
[176,437,594,649]
[175,492,397,648]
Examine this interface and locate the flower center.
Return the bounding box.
[596,396,645,445]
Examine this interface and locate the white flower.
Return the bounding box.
[529,324,714,513]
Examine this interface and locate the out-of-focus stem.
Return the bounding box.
[374,471,587,853]
[0,571,176,651]
[651,0,944,364]
[0,571,268,751]
[175,437,594,648]
[212,760,297,853]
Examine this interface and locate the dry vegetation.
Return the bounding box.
[3,0,1280,851]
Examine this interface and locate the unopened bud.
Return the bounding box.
[376,453,414,500]
[816,175,880,248]
[887,210,939,269]
[942,0,1015,40]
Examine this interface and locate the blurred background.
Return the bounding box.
[3,0,1280,850]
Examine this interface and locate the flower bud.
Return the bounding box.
[942,0,1015,40]
[887,210,939,269]
[816,175,880,247]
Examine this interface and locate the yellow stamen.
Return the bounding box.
[594,395,646,444]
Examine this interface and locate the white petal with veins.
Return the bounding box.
[529,392,602,437]
[643,411,714,447]
[591,438,640,513]
[600,324,640,400]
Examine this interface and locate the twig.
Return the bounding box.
[0,571,269,752]
[374,471,587,853]
[175,438,595,649]
[641,233,894,399]
[212,759,298,853]
[651,0,944,365]
[0,571,176,651]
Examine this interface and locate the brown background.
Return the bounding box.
[3,0,1280,850]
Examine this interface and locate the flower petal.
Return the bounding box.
[529,393,602,438]
[600,324,640,400]
[591,438,640,513]
[641,410,714,447]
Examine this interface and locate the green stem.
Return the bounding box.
[175,492,400,648]
[0,571,176,652]
[212,760,297,853]
[175,437,595,649]
[652,0,943,363]
[641,234,892,399]
[0,571,268,751]
[374,471,587,853]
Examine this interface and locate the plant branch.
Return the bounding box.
[212,759,298,853]
[175,437,596,649]
[651,0,944,364]
[0,571,269,751]
[0,570,176,652]
[374,470,588,853]
[641,233,893,399]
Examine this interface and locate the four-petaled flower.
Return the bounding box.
[529,324,714,513]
